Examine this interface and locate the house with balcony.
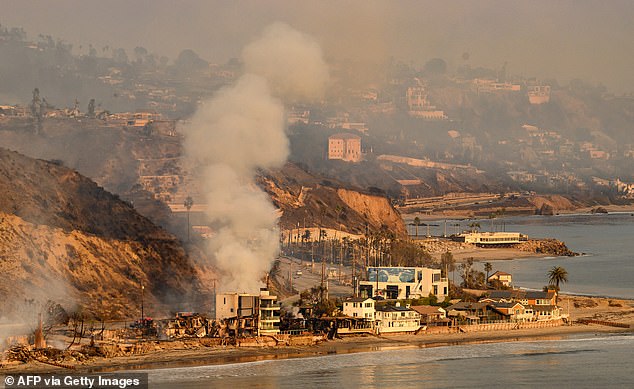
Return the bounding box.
[411,305,448,326]
[480,289,560,321]
[258,290,281,336]
[375,304,421,334]
[215,289,280,336]
[359,266,448,300]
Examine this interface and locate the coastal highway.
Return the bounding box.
[276,256,354,304]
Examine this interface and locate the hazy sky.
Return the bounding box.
[3,0,634,93]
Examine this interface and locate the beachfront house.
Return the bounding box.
[480,289,560,321]
[484,290,557,306]
[487,302,533,321]
[446,302,510,324]
[343,297,375,320]
[411,305,447,325]
[375,304,421,334]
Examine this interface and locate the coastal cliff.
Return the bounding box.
[258,163,407,237]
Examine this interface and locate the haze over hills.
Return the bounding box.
[2,20,634,216]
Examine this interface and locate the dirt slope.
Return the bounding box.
[0,148,204,319]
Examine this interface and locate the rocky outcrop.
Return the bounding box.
[517,239,578,257]
[529,195,577,215]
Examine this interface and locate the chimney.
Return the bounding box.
[34,313,46,349]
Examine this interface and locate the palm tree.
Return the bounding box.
[468,222,481,232]
[484,262,493,287]
[548,266,568,305]
[413,216,421,238]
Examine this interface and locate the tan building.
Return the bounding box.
[328,133,362,162]
[488,271,513,287]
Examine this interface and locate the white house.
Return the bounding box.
[375,304,421,334]
[342,297,375,321]
[359,266,448,300]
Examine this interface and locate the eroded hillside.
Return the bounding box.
[258,163,407,237]
[0,148,206,319]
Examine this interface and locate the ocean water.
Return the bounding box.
[474,213,634,298]
[147,333,634,388]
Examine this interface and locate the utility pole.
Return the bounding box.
[140,283,145,323]
[289,261,293,291]
[321,259,325,289]
[352,245,357,297]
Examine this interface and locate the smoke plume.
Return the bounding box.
[185,23,328,293]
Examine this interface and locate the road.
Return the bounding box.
[276,256,355,304]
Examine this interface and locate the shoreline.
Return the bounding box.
[403,204,634,220]
[3,295,632,374]
[2,324,631,375]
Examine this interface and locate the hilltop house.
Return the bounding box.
[328,133,362,162]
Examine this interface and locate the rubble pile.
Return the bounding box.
[4,346,90,365]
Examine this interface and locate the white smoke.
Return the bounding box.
[242,22,329,102]
[185,23,328,293]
